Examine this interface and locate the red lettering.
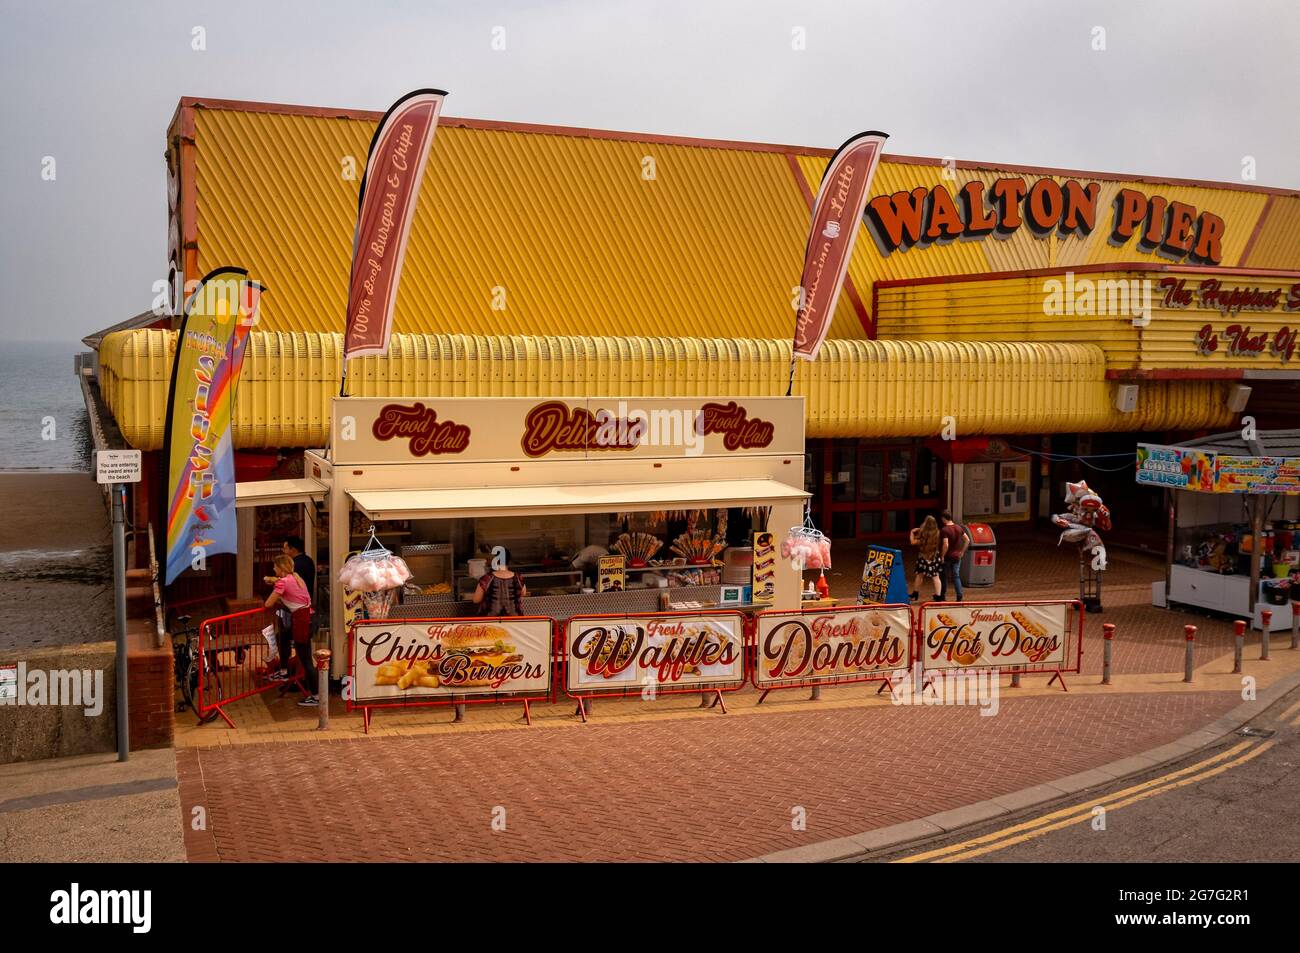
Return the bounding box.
[1111,188,1148,243]
[865,187,928,251]
[925,185,965,241]
[960,181,998,236]
[371,403,470,456]
[991,178,1028,231]
[1192,212,1224,265]
[1060,180,1099,234]
[1025,179,1064,234]
[1162,201,1197,256]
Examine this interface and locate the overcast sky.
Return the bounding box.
[1,0,1297,343]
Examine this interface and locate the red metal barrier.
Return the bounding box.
[562,610,748,720]
[749,602,913,698]
[347,616,555,732]
[198,606,308,728]
[916,599,1084,691]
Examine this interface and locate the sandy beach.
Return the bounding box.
[0,472,113,650]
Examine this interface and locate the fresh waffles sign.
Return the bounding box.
[755,605,910,687]
[350,618,552,703]
[920,603,1069,672]
[565,612,745,694]
[866,179,1227,265]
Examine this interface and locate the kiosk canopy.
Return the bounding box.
[349,478,808,521]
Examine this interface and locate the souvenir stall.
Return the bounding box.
[1139,430,1300,631]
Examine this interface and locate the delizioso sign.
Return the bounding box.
[754,604,911,689]
[349,617,553,705]
[865,178,1226,265]
[331,396,804,465]
[564,611,746,696]
[918,602,1077,674]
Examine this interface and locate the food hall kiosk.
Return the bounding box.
[304,396,810,675]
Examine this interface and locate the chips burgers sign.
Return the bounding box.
[919,602,1069,671]
[350,618,552,703]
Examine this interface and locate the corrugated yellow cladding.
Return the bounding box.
[1246,198,1300,269]
[190,104,1300,345]
[98,330,1231,450]
[194,109,819,340]
[876,270,1300,371]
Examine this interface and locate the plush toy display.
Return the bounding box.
[1051,480,1111,570]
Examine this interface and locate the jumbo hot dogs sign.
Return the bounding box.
[920,603,1070,671]
[351,618,552,703]
[566,612,745,694]
[331,396,804,464]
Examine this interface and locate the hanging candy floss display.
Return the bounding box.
[338,527,413,620]
[337,552,413,592]
[781,505,832,570]
[781,532,832,569]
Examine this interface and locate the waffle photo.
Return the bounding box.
[0,0,1294,935]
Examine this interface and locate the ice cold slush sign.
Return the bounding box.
[920,602,1069,671]
[755,605,911,687]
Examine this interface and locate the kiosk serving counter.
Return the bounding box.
[299,396,810,674]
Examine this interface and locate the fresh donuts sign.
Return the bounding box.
[755,605,911,687]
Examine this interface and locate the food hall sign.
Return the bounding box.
[371,403,471,455]
[866,179,1226,265]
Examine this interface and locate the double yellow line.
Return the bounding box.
[897,736,1277,863]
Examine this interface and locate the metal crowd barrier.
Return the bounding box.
[198,606,308,728]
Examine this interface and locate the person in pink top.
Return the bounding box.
[264,554,318,707]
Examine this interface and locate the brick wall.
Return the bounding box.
[127,622,174,750]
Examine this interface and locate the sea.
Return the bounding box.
[0,340,94,472]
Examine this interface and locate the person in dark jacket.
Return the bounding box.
[471,547,528,615]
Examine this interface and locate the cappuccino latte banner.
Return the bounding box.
[919,602,1071,672]
[754,605,911,687]
[350,617,553,705]
[331,396,804,465]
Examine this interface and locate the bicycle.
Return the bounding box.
[170,615,220,725]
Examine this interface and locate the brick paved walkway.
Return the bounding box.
[176,691,1239,862]
[170,535,1292,862]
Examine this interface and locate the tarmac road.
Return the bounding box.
[867,683,1300,863]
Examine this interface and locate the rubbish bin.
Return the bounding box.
[961,523,996,587]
